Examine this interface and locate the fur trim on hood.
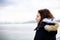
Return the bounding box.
[43,18,59,31]
[44,23,59,31]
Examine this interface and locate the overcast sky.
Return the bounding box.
[0,0,60,22]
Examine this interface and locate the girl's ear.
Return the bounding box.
[44,23,59,32]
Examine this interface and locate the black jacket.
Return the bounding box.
[34,22,57,40]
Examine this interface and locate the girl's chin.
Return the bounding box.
[36,21,39,24]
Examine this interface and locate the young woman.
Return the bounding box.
[34,9,59,40]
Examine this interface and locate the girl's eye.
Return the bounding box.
[37,15,39,17]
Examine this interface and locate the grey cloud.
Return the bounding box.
[0,0,15,6]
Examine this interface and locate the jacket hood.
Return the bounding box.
[42,18,55,23]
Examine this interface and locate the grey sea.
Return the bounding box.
[0,23,60,40]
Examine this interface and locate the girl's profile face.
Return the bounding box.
[36,13,41,24]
